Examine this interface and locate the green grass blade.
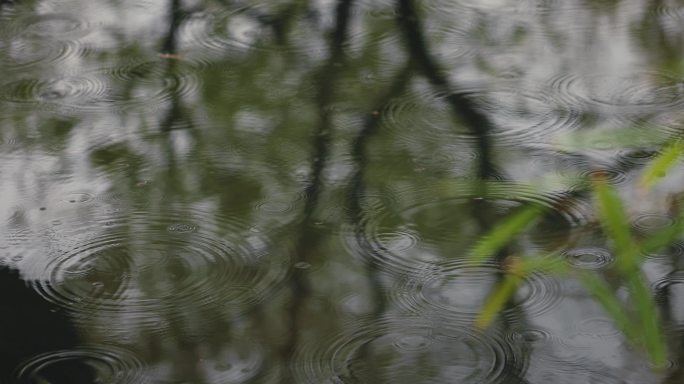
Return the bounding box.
[593,179,639,272]
[468,205,545,265]
[640,216,684,256]
[474,256,565,330]
[625,273,667,366]
[474,273,523,330]
[580,273,639,344]
[640,139,684,190]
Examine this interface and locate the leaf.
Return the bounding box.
[640,139,684,190]
[474,256,566,329]
[474,272,523,330]
[467,205,545,265]
[592,178,640,272]
[592,179,668,365]
[625,273,667,366]
[580,273,639,343]
[640,216,684,256]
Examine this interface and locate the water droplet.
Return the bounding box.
[563,247,614,269]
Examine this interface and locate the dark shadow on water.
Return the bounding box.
[0,266,93,383]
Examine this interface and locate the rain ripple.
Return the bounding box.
[654,270,684,328]
[198,341,267,384]
[293,316,519,383]
[13,345,147,384]
[392,260,562,322]
[0,40,81,71]
[0,75,109,111]
[30,210,289,328]
[562,247,614,270]
[19,13,92,39]
[381,85,580,147]
[181,4,401,61]
[347,182,588,275]
[101,60,201,112]
[549,72,684,113]
[632,213,676,235]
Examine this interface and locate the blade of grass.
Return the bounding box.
[625,273,667,366]
[640,216,684,256]
[640,139,684,190]
[474,256,564,330]
[592,178,640,272]
[592,179,668,365]
[474,273,523,330]
[467,205,545,265]
[580,273,639,344]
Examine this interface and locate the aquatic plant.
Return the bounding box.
[472,145,684,366]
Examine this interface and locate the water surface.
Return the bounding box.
[1,0,684,382]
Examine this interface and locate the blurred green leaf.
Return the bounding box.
[626,273,667,366]
[593,178,639,272]
[640,215,684,256]
[475,256,567,329]
[580,273,638,343]
[468,205,545,265]
[592,179,668,365]
[475,259,524,329]
[640,139,684,190]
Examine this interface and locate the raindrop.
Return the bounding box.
[563,247,614,270]
[13,346,146,384]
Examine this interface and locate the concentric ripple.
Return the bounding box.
[427,0,568,15]
[392,260,563,322]
[652,4,684,33]
[293,316,520,383]
[549,72,684,112]
[642,241,684,261]
[102,59,201,111]
[347,182,588,274]
[13,345,146,384]
[18,13,92,40]
[653,271,684,325]
[182,4,402,59]
[563,317,624,350]
[382,85,580,146]
[0,39,80,70]
[632,213,676,235]
[577,169,628,186]
[199,340,265,384]
[0,75,109,111]
[562,247,614,270]
[31,210,289,324]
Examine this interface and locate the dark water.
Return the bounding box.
[1,0,684,382]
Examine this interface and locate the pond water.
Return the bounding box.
[1,0,684,383]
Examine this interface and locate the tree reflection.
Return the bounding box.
[1,0,684,382]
